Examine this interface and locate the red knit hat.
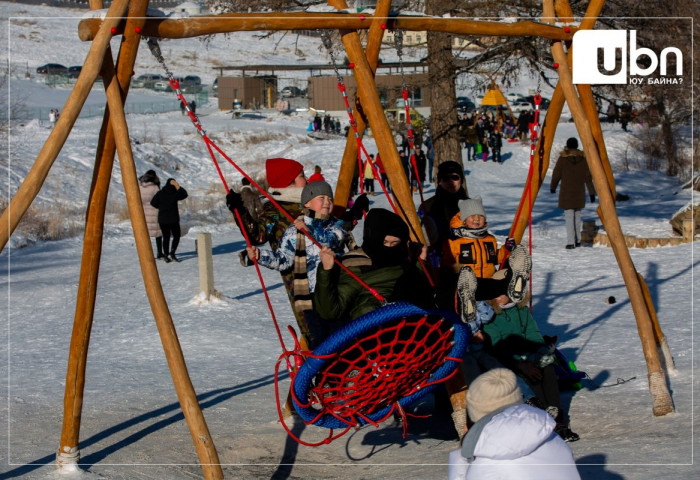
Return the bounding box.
[265,158,304,188]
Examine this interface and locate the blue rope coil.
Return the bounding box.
[292,302,469,429]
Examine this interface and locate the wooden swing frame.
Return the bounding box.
[0,0,675,478]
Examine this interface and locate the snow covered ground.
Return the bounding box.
[1,4,698,480]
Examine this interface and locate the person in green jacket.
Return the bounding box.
[481,295,579,442]
[314,208,434,338]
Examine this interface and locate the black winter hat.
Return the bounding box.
[437,161,465,181]
[363,208,409,244]
[362,208,410,267]
[566,137,579,149]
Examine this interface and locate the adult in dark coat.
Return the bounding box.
[419,160,469,309]
[550,138,596,249]
[150,178,188,262]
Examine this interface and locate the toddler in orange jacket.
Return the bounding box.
[447,196,531,323]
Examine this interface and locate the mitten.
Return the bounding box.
[538,354,556,368]
[226,190,244,214]
[550,188,556,194]
[590,193,596,203]
[504,237,516,251]
[351,193,370,219]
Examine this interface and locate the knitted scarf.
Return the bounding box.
[292,211,330,314]
[451,224,489,239]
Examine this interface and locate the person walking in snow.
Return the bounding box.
[448,369,581,479]
[550,137,596,249]
[150,178,188,263]
[138,170,164,260]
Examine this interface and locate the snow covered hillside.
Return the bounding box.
[1,4,698,480]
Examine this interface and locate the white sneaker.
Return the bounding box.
[507,245,531,302]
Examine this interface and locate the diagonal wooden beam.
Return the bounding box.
[0,0,130,253]
[57,0,151,468]
[99,36,223,480]
[543,0,673,417]
[329,0,391,213]
[509,0,609,243]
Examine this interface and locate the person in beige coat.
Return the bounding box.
[139,170,164,260]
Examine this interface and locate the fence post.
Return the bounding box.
[196,232,217,299]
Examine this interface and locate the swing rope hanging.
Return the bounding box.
[147,36,469,446]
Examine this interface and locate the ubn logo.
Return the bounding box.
[572,30,683,84]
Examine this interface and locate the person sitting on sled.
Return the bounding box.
[314,208,434,340]
[243,181,347,347]
[446,196,532,323]
[480,294,580,443]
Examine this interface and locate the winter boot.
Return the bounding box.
[156,236,164,259]
[456,266,478,323]
[506,245,531,302]
[555,424,580,442]
[169,252,180,263]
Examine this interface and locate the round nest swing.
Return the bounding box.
[291,302,470,430]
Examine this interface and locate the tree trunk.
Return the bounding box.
[425,0,462,185]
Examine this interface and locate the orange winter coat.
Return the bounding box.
[445,212,508,278]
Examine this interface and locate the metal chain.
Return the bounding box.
[145,37,206,137]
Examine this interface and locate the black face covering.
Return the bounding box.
[362,209,410,268]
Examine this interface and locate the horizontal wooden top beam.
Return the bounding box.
[78,12,575,42]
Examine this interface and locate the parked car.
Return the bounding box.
[67,66,82,79]
[153,77,181,91]
[36,63,67,74]
[505,92,527,103]
[280,86,304,98]
[510,100,532,114]
[132,74,165,89]
[180,75,202,93]
[182,75,201,86]
[456,96,476,112]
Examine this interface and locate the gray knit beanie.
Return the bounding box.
[467,368,522,422]
[301,180,333,206]
[458,196,486,221]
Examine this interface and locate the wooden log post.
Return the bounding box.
[0,0,130,253]
[57,0,150,470]
[78,14,574,43]
[637,273,676,373]
[328,0,391,214]
[544,0,673,416]
[101,55,223,479]
[196,233,217,300]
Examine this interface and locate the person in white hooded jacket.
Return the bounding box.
[448,368,580,480]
